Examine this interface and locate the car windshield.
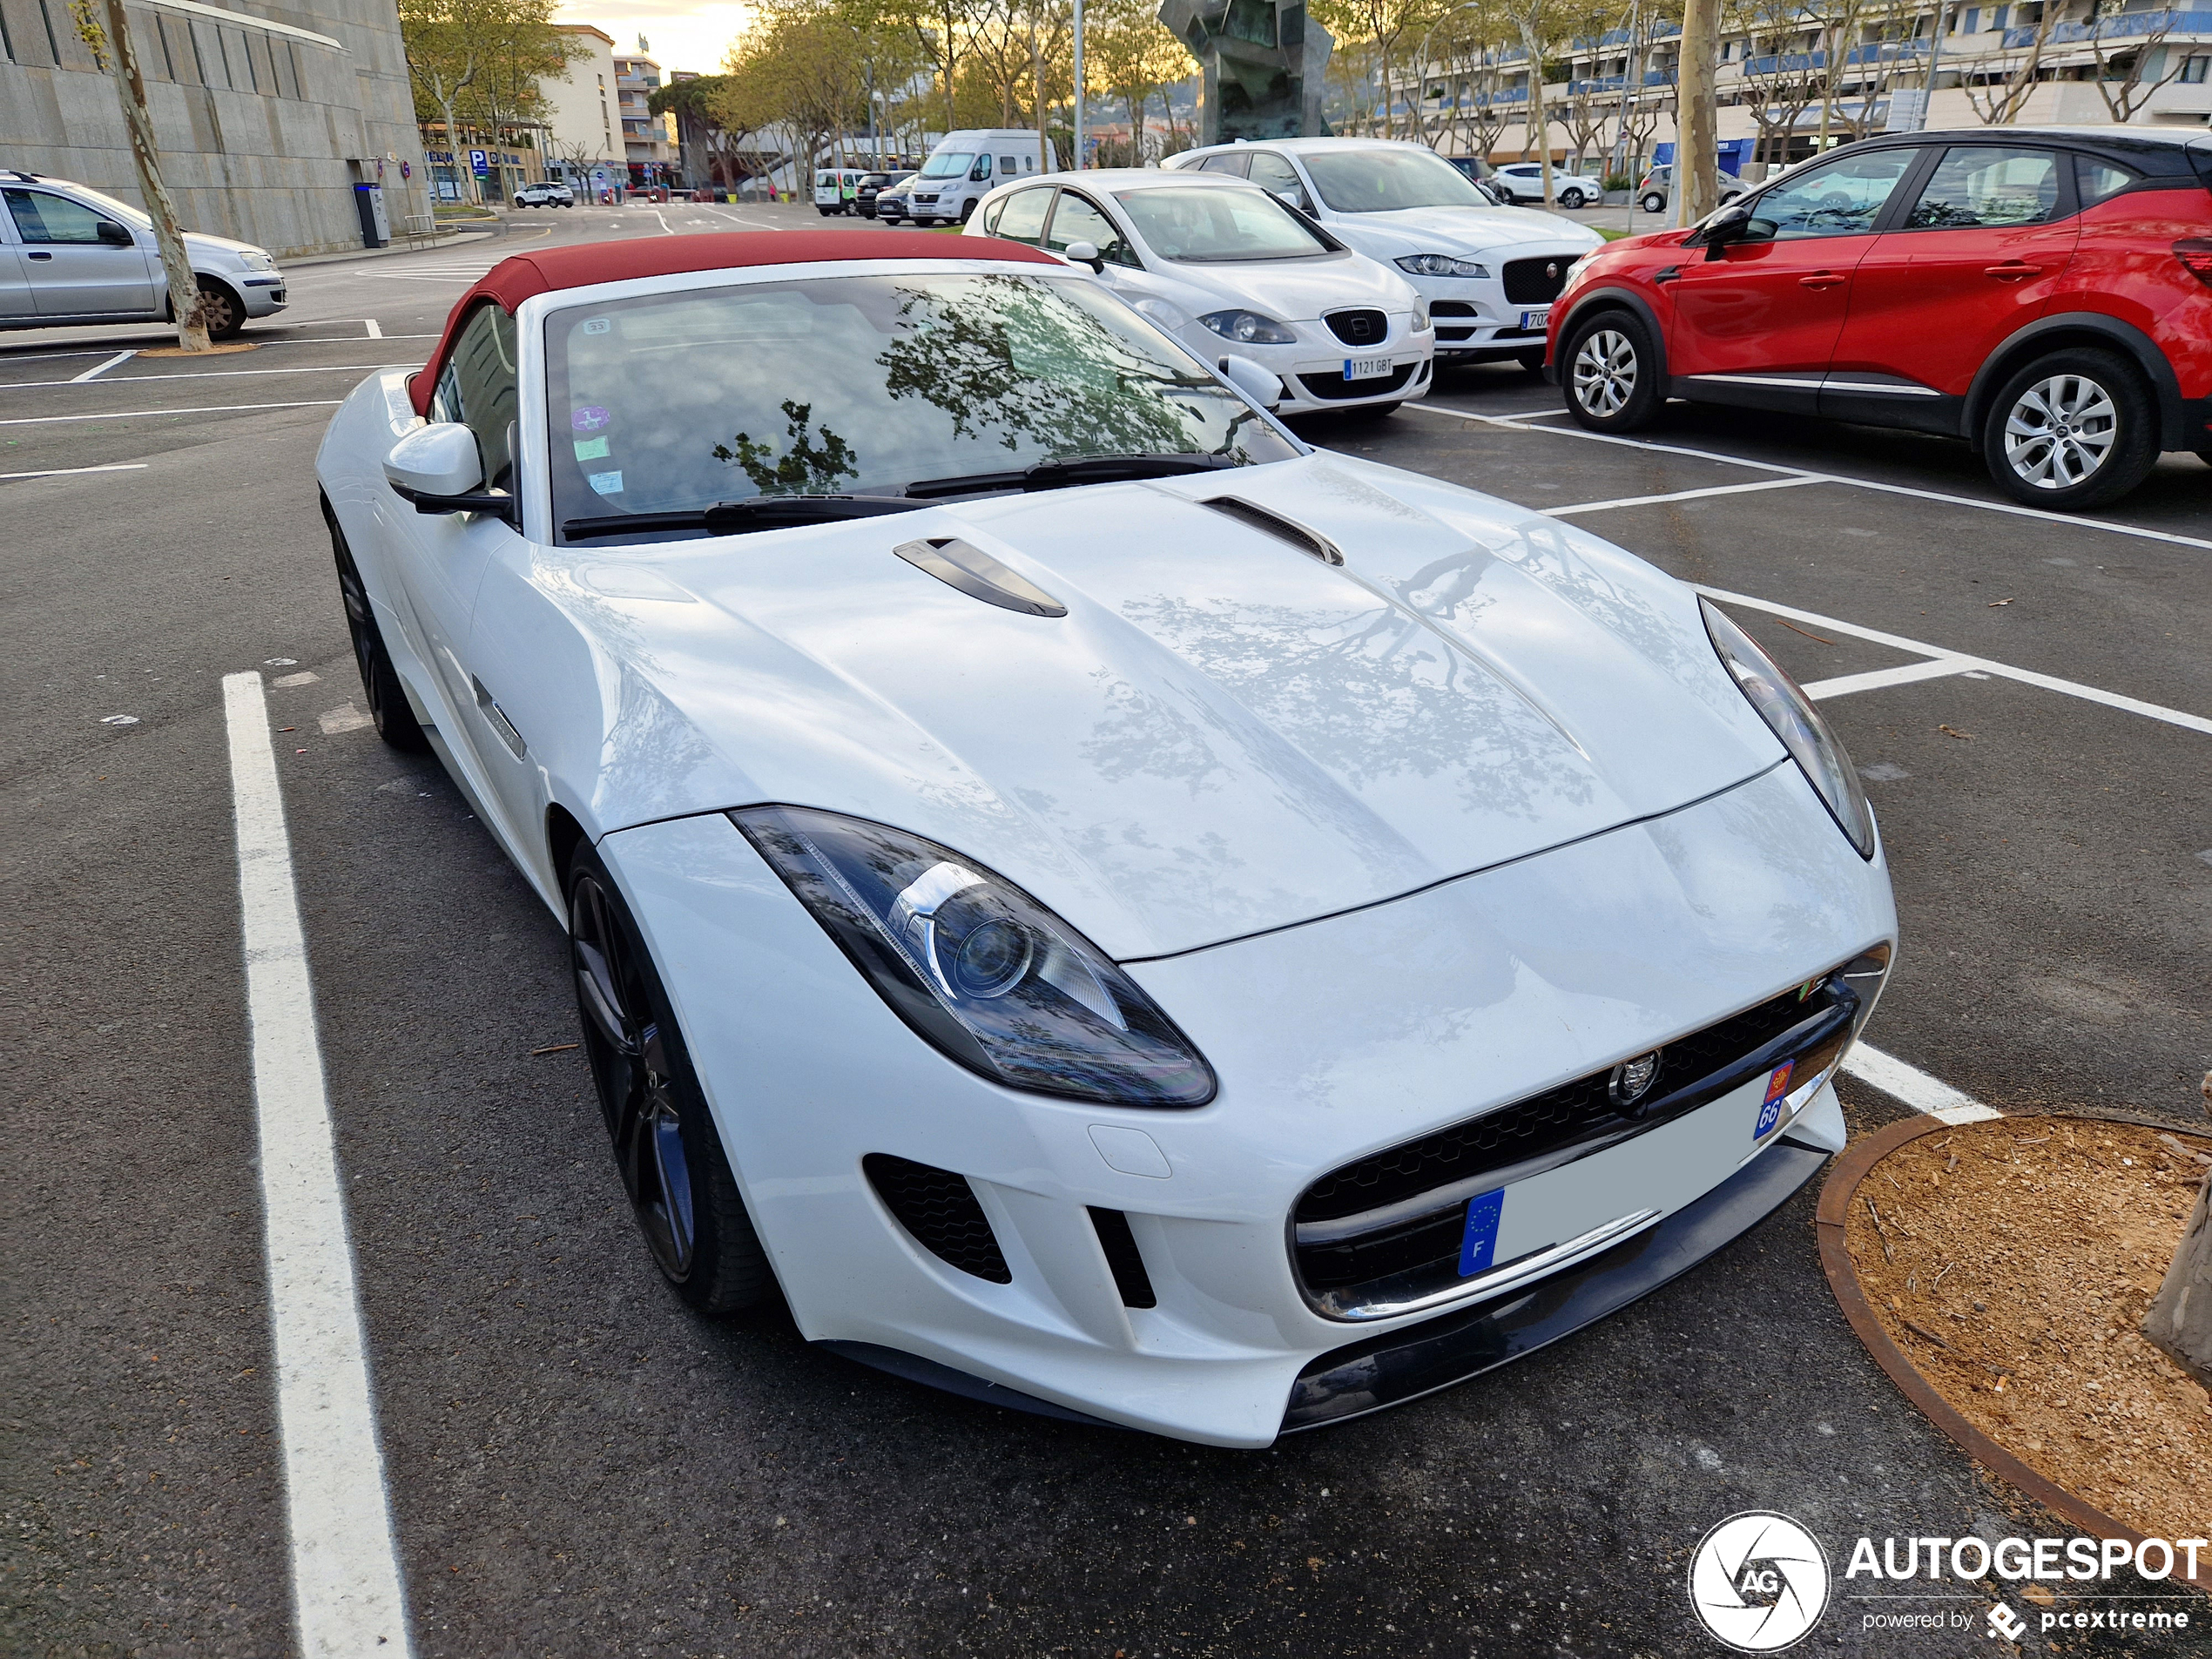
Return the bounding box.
[543,271,1297,543]
[64,183,153,228]
[921,152,973,179]
[1114,185,1330,261]
[1303,148,1491,212]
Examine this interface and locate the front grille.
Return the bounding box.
[1088,1208,1157,1308]
[865,1155,1011,1282]
[1291,964,1867,1317]
[1430,301,1479,318]
[1501,256,1574,305]
[1325,307,1388,347]
[1296,363,1416,401]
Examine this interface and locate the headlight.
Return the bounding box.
[1197,309,1297,345]
[1700,598,1876,859]
[1132,296,1187,331]
[1412,298,1431,330]
[238,249,276,271]
[732,806,1217,1107]
[1395,253,1490,279]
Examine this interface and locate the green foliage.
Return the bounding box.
[715,400,861,494]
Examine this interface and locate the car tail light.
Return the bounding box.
[2176,239,2212,289]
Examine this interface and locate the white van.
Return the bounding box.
[906,131,1062,226]
[813,169,868,215]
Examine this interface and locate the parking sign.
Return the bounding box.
[469,147,488,176]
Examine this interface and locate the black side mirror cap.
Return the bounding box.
[97,220,135,246]
[1699,203,1754,259]
[393,483,519,526]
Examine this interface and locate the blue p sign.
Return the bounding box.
[469,147,489,176]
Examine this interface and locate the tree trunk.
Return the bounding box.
[2143,1165,2212,1388]
[1676,0,1720,226]
[98,0,208,351]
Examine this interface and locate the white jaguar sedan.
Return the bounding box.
[317,229,1895,1447]
[965,169,1433,417]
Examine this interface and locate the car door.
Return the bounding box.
[387,303,529,805]
[1664,146,1920,409]
[1244,151,1314,214]
[1823,145,2080,424]
[983,185,1055,246]
[0,210,32,319]
[2,187,158,316]
[1042,188,1137,268]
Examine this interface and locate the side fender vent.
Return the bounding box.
[894,536,1068,617]
[864,1154,1013,1282]
[1201,497,1343,566]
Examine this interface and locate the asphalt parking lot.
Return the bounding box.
[6,202,2209,1659]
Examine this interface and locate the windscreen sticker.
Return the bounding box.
[581,318,613,335]
[572,435,610,462]
[571,405,611,434]
[1458,1188,1505,1278]
[1754,1062,1796,1138]
[587,469,624,496]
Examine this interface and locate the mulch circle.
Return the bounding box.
[136,341,259,359]
[1818,1109,2211,1590]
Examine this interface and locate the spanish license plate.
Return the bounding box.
[1520,307,1551,332]
[1343,355,1393,380]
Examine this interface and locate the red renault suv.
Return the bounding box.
[1548,127,2212,509]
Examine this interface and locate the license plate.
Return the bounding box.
[1520,307,1550,332]
[1343,355,1393,380]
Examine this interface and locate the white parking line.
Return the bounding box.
[1408,403,2212,555]
[0,400,346,426]
[0,462,150,480]
[1801,658,1978,701]
[70,350,137,382]
[1543,476,1824,516]
[14,362,421,389]
[1698,584,2212,737]
[221,672,414,1659]
[1842,1042,2002,1124]
[653,209,676,235]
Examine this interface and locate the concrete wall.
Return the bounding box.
[0,0,431,259]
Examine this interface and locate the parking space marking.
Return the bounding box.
[12,361,422,389]
[1543,476,1824,516]
[0,400,346,426]
[221,672,414,1659]
[1801,658,1978,701]
[1407,403,2212,555]
[70,350,137,382]
[1698,584,2212,737]
[1,462,150,480]
[1843,1042,2001,1124]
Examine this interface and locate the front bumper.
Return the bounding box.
[239,273,287,315]
[1177,320,1435,414]
[604,762,1893,1447]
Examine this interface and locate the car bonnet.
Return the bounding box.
[1326,205,1602,255]
[551,455,1785,960]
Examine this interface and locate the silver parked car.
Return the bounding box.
[0,171,285,337]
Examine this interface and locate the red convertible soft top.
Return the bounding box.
[409,229,1062,417]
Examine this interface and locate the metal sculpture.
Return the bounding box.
[1157,0,1333,144]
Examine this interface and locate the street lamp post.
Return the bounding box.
[1073,0,1086,167]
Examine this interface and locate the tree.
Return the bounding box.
[2084,14,2192,123]
[1493,0,1607,203]
[1727,0,1823,168]
[1087,0,1194,160]
[1316,0,1443,139]
[1957,0,2060,125]
[400,0,487,202]
[400,0,583,202]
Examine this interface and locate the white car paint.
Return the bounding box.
[1490,163,1602,208]
[1166,138,1602,366]
[316,251,1896,1445]
[964,169,1433,416]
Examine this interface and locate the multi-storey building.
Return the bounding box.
[611,51,678,185]
[1396,0,2209,173]
[541,24,622,192]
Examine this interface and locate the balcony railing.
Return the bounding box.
[2003,6,2212,44]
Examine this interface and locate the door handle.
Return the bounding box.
[1797,272,1844,290]
[1985,260,2038,280]
[26,250,53,260]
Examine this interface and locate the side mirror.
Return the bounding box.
[1062,239,1105,273]
[1217,354,1284,413]
[97,219,135,246]
[384,421,513,522]
[1701,202,1754,259]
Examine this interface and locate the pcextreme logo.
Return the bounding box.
[1688,1512,1832,1652]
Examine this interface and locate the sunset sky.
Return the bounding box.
[563,0,755,77]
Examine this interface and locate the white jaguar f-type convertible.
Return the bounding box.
[315,229,1895,1447]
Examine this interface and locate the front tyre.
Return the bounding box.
[326,510,428,752]
[1562,311,1661,432]
[1982,348,2158,510]
[1639,191,1666,214]
[567,842,772,1314]
[959,199,977,224]
[1515,347,1548,374]
[196,278,245,340]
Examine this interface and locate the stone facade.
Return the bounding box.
[0,0,430,259]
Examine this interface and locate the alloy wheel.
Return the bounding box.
[570,873,697,1280]
[1572,328,1637,418]
[2003,374,2117,492]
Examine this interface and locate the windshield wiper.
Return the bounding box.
[903,452,1239,500]
[562,494,926,542]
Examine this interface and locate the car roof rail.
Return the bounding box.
[8,169,42,182]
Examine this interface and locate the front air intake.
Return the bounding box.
[1087,1208,1157,1308]
[864,1155,1013,1282]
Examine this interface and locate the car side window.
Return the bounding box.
[430,304,521,495]
[1905,147,2064,230]
[3,189,119,245]
[2074,156,2136,207]
[1244,152,1312,212]
[1045,192,1138,266]
[1198,152,1251,178]
[1743,149,1919,241]
[992,186,1053,246]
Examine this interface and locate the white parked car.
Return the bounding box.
[315,229,1895,1447]
[0,170,284,337]
[1489,162,1602,209]
[968,168,1434,418]
[1166,138,1603,372]
[513,181,575,208]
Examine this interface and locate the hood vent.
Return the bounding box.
[894,536,1068,617]
[1201,496,1344,566]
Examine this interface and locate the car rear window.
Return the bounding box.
[2075,156,2136,207]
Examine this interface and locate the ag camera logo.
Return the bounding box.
[1689,1511,1831,1652]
